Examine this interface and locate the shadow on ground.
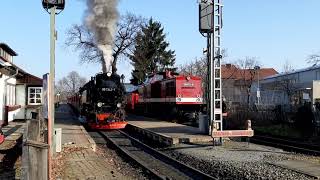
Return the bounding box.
[0,137,22,179]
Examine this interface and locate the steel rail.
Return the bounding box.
[97,131,164,180]
[251,135,320,155]
[98,130,215,180]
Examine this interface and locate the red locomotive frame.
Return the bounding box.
[68,95,128,130]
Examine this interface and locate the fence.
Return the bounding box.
[22,109,49,180]
[225,104,320,136]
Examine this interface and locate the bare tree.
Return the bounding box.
[277,60,297,105]
[306,54,320,65]
[179,49,229,102]
[56,71,87,101]
[179,57,207,79]
[66,12,145,73]
[235,57,261,105]
[282,60,294,73]
[179,49,228,83]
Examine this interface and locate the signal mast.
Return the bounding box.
[199,0,223,144]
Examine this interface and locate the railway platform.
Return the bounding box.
[53,104,136,179]
[127,115,212,146]
[55,104,96,151]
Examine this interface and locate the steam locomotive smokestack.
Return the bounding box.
[85,0,119,73]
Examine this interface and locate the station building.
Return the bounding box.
[251,65,320,107]
[221,64,278,105]
[0,43,42,125]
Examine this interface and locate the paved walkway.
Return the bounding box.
[55,104,95,150]
[55,104,131,180]
[62,148,129,180]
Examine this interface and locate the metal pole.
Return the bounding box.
[210,32,214,136]
[49,6,56,156]
[257,71,260,105]
[207,34,211,135]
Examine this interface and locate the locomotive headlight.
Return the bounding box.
[117,103,122,108]
[97,102,103,107]
[107,72,112,77]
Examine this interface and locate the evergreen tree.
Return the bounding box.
[130,18,176,85]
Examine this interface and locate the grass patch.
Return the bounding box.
[254,124,303,138]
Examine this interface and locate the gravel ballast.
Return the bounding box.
[162,141,317,180]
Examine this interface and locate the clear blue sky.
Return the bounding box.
[1,0,320,82]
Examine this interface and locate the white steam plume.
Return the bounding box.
[85,0,119,73]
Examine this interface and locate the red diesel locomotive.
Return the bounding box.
[126,71,204,123]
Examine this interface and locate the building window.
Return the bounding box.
[28,87,42,105]
[6,84,16,106]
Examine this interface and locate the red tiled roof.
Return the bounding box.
[222,64,278,80]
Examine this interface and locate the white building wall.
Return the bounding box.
[14,84,26,120]
[0,74,17,122]
[0,75,5,121]
[5,77,17,122]
[8,109,20,121]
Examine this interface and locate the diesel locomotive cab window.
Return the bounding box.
[28,87,42,105]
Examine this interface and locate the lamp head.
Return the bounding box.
[42,0,65,10]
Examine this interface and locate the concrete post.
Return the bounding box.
[48,6,56,156]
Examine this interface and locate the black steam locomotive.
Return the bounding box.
[79,72,127,129]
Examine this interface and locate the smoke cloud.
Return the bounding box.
[85,0,119,73]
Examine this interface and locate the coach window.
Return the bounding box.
[28,87,42,105]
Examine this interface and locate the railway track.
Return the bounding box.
[251,135,320,155]
[98,130,215,180]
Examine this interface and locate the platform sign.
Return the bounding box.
[42,73,49,119]
[212,130,254,138]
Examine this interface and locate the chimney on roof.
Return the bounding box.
[226,64,232,68]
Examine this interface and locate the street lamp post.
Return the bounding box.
[254,66,261,105]
[42,0,65,156]
[57,93,61,106]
